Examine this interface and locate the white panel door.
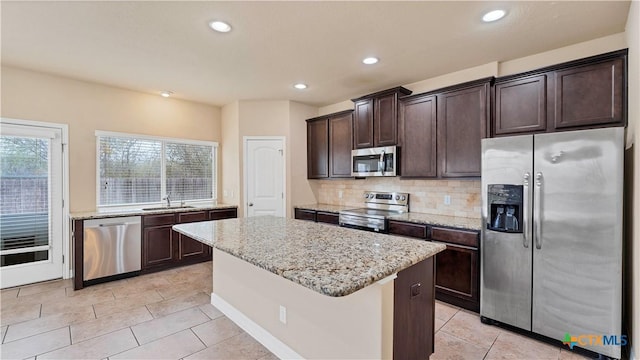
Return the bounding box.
[0,123,64,288]
[245,139,284,217]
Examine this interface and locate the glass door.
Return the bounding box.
[0,122,63,288]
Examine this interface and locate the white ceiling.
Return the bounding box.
[1,1,631,107]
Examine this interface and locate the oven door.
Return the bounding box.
[339,213,387,232]
[351,146,396,177]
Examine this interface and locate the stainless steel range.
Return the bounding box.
[339,191,409,232]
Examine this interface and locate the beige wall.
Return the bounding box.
[220,100,318,218]
[1,66,222,213]
[625,1,639,358]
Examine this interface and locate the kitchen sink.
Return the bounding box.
[141,205,196,211]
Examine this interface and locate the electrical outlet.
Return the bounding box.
[279,305,287,324]
[338,190,343,199]
[444,195,451,205]
[223,189,229,197]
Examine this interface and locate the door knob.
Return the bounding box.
[248,203,254,207]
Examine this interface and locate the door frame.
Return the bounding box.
[0,117,71,280]
[243,136,286,218]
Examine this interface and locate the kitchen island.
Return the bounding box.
[173,216,445,359]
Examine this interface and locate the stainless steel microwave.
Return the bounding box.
[351,146,397,177]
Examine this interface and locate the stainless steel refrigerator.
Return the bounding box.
[480,127,624,358]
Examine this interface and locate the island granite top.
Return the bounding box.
[173,216,445,297]
[70,203,237,220]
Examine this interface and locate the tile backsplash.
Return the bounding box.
[312,178,481,219]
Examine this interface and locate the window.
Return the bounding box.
[97,132,217,207]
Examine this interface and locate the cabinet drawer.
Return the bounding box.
[143,213,175,227]
[294,208,316,222]
[316,211,339,225]
[388,220,429,239]
[177,211,208,223]
[431,227,478,248]
[209,209,238,220]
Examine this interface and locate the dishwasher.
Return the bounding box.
[83,216,141,281]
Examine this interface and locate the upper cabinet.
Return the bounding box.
[307,117,329,178]
[400,79,490,178]
[306,110,354,179]
[437,82,489,177]
[352,87,412,149]
[492,49,627,136]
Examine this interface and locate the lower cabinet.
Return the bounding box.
[293,208,338,225]
[389,221,480,312]
[142,208,238,273]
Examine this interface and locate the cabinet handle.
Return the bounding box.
[248,203,254,207]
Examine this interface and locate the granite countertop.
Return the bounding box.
[70,203,238,220]
[388,213,482,231]
[173,216,445,297]
[294,203,481,231]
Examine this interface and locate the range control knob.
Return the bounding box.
[401,196,406,201]
[395,195,400,200]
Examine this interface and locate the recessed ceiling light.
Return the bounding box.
[160,91,173,98]
[294,83,308,90]
[209,20,232,33]
[482,9,506,22]
[362,57,379,65]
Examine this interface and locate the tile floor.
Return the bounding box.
[0,261,590,360]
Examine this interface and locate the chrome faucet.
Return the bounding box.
[163,193,171,207]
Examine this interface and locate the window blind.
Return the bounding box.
[166,142,214,201]
[99,137,162,206]
[97,134,216,207]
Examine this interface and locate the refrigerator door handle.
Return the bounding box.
[523,172,531,248]
[534,172,543,249]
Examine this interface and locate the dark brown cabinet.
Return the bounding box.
[431,227,480,312]
[492,49,627,136]
[393,257,435,360]
[553,56,625,129]
[307,118,329,178]
[388,220,429,239]
[328,112,353,177]
[294,208,339,225]
[389,219,480,312]
[306,110,353,179]
[399,79,490,178]
[142,208,238,273]
[437,82,489,177]
[352,87,412,149]
[399,94,437,177]
[494,74,548,135]
[142,214,177,269]
[177,211,209,260]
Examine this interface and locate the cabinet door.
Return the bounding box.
[209,208,238,220]
[328,113,353,177]
[294,208,316,222]
[553,57,625,129]
[353,99,374,149]
[143,225,175,268]
[307,118,329,178]
[316,211,339,225]
[400,94,437,177]
[494,75,547,135]
[437,83,488,177]
[434,242,479,312]
[394,257,435,360]
[374,93,398,146]
[388,220,429,239]
[177,211,208,260]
